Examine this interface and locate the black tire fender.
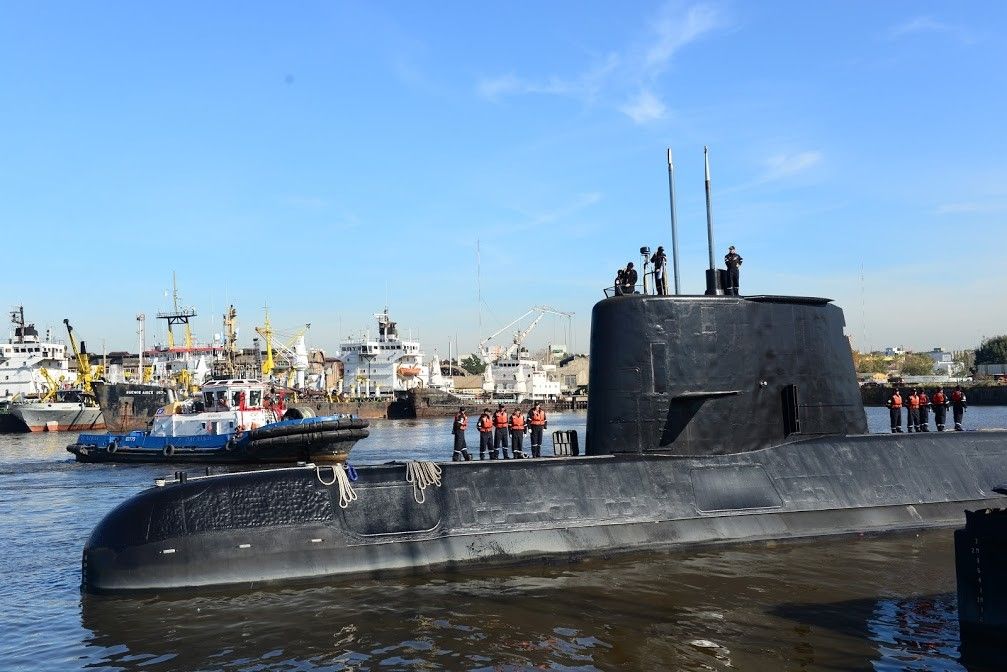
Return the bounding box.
[163,445,175,457]
[107,440,118,454]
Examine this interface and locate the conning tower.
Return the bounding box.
[586,294,867,456]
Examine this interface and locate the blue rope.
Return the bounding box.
[345,463,358,482]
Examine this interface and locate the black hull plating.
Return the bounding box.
[83,431,1007,592]
[92,382,173,433]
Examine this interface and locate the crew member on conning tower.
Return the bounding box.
[724,246,743,296]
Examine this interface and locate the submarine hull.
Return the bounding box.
[83,430,1007,592]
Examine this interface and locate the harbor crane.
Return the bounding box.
[63,319,95,395]
[39,367,62,402]
[478,306,574,364]
[255,309,311,389]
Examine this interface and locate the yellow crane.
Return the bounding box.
[255,309,310,387]
[63,319,94,395]
[256,309,277,378]
[39,367,61,403]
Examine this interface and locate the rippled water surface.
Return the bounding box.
[2,408,1006,671]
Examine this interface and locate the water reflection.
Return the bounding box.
[77,532,978,671]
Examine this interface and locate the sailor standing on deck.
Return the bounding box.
[527,402,547,458]
[477,408,495,460]
[451,407,472,461]
[509,408,527,458]
[932,388,949,431]
[907,389,921,432]
[493,404,511,459]
[952,385,968,431]
[886,389,903,433]
[918,389,931,432]
[724,246,743,296]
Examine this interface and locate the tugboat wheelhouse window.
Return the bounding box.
[249,390,262,407]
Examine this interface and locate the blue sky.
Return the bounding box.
[2,1,1004,355]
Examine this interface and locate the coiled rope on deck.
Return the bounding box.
[405,461,442,504]
[316,465,358,508]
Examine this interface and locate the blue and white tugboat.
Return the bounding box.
[67,378,368,464]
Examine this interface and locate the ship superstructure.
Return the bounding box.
[336,309,429,397]
[479,306,571,401]
[0,306,71,400]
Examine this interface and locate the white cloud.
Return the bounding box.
[475,1,724,124]
[619,90,668,124]
[646,3,723,74]
[763,151,822,180]
[889,16,974,43]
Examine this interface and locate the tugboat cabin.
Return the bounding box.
[150,379,279,437]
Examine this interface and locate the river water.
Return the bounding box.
[1,407,1006,671]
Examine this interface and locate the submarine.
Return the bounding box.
[80,289,1007,592]
[80,153,1007,593]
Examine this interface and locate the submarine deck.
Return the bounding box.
[83,430,1007,592]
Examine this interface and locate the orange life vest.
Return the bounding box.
[952,390,964,403]
[509,413,525,430]
[890,393,902,408]
[908,394,919,409]
[933,391,946,405]
[493,411,509,428]
[918,393,929,405]
[529,409,546,426]
[478,415,493,432]
[454,414,468,430]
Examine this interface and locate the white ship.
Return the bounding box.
[0,306,71,400]
[482,354,561,401]
[479,306,570,401]
[336,309,442,397]
[10,389,105,432]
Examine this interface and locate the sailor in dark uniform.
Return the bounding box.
[724,246,743,296]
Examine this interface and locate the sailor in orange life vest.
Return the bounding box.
[906,389,921,432]
[917,389,931,432]
[951,385,968,431]
[527,402,548,458]
[477,408,495,460]
[451,407,472,461]
[493,404,511,459]
[509,409,527,458]
[885,389,903,433]
[932,388,949,431]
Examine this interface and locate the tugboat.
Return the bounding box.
[68,378,368,464]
